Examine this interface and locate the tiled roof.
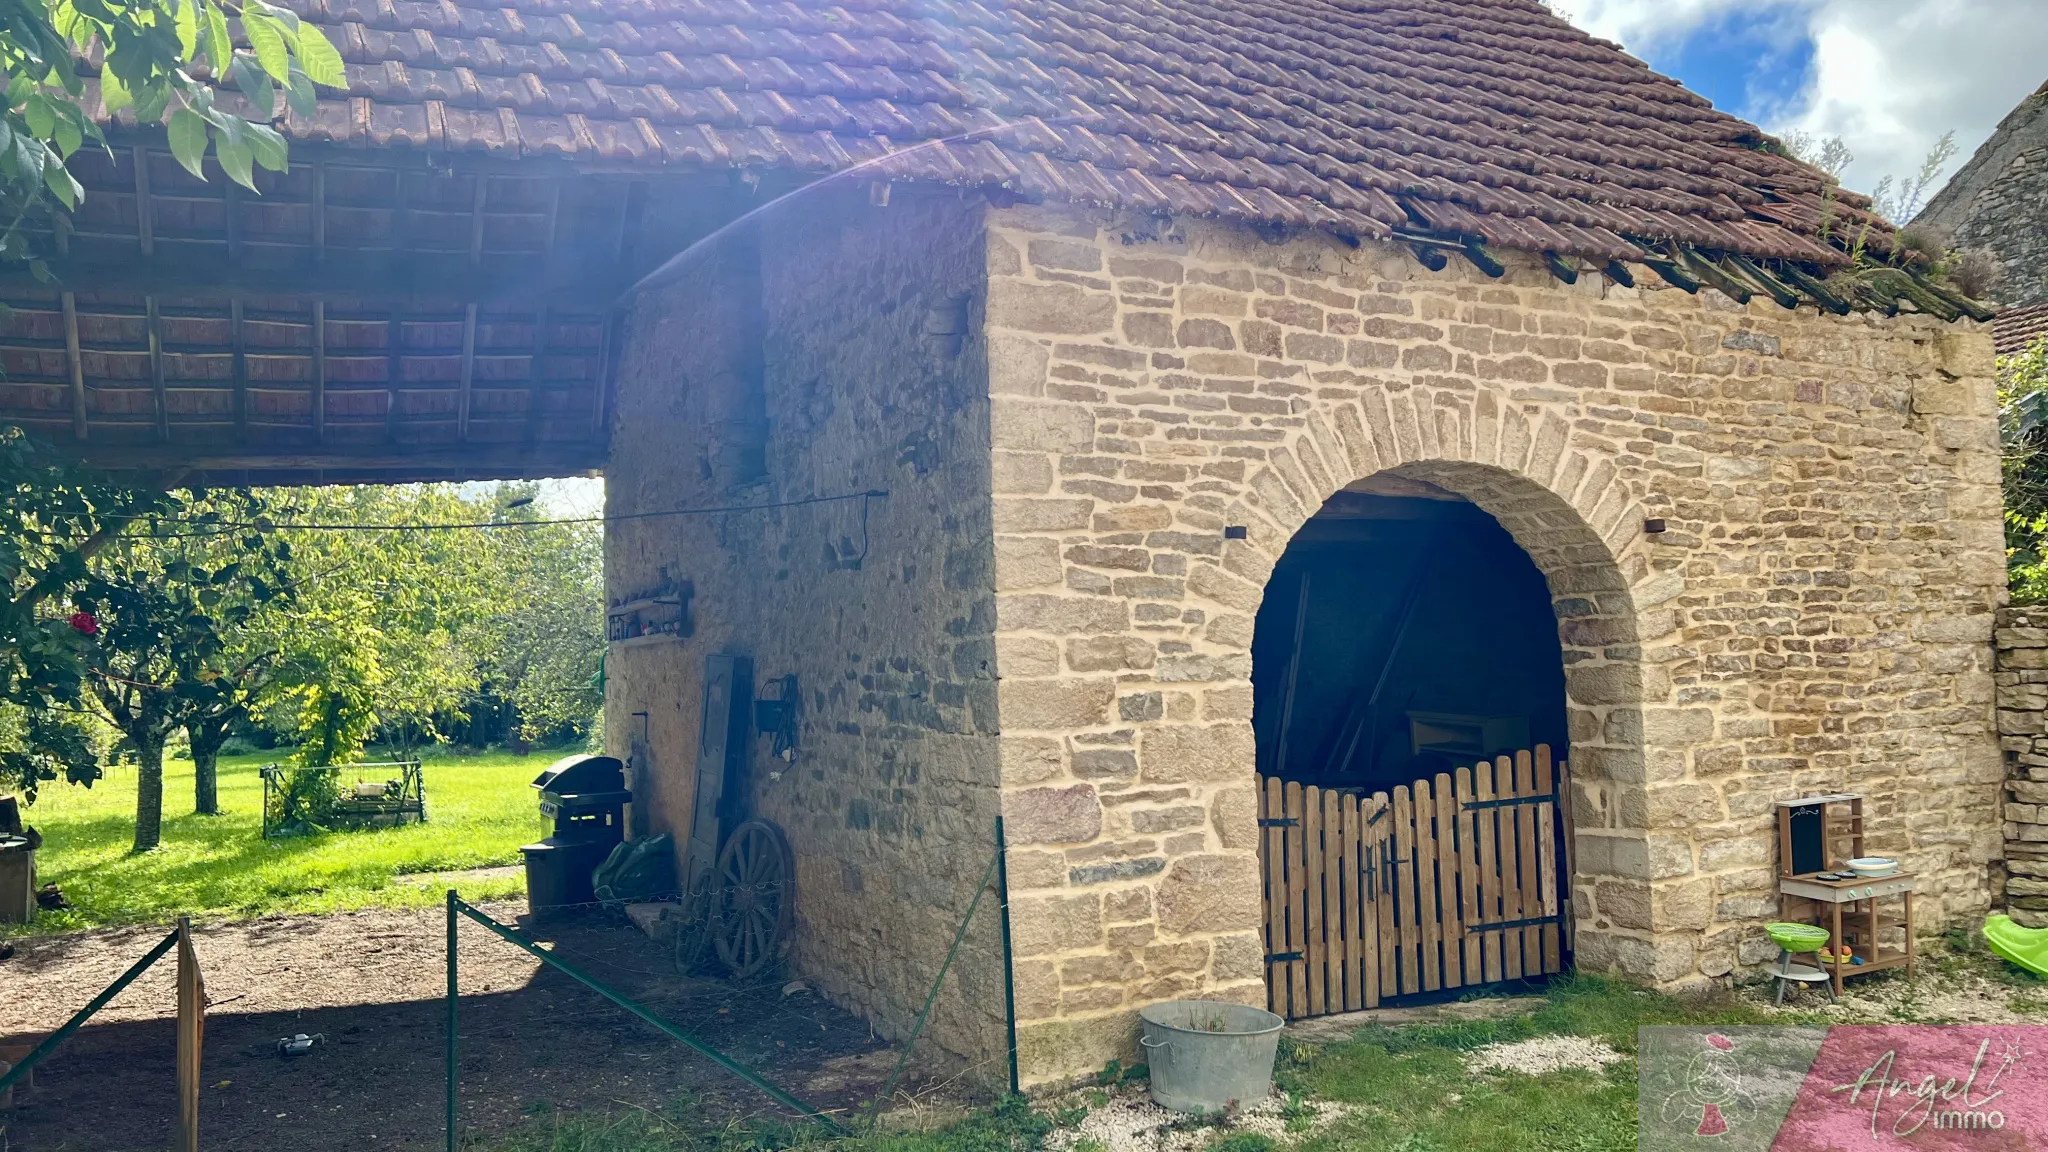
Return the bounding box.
[127,0,1889,269]
[2000,303,2048,358]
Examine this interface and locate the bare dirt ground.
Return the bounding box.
[0,902,927,1151]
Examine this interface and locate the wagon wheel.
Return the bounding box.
[712,819,794,979]
[673,865,720,974]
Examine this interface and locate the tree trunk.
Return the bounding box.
[189,712,236,817]
[133,736,165,853]
[193,742,219,816]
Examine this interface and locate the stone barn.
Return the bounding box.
[0,0,2008,1092]
[1916,78,2048,358]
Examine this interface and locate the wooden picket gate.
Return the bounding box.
[1257,746,1572,1019]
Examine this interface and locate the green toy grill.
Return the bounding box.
[1766,922,1831,953]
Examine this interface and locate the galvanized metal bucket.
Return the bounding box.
[1137,999,1285,1114]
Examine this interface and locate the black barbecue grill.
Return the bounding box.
[522,754,630,915]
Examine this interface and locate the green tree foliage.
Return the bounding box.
[247,483,603,762]
[75,493,293,851]
[0,0,344,267]
[0,427,183,801]
[2003,342,2048,602]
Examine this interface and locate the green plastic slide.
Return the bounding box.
[1984,914,2048,978]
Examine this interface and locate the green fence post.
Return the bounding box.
[995,815,1020,1096]
[446,888,458,1152]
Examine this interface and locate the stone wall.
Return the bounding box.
[604,185,1007,1071]
[1917,81,2048,309]
[1999,608,2048,922]
[983,204,2006,1084]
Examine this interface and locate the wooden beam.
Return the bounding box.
[61,290,86,440]
[390,167,409,258]
[146,296,168,443]
[1679,248,1753,304]
[312,162,327,268]
[1408,244,1448,272]
[525,304,550,443]
[68,442,605,474]
[2,257,630,306]
[132,147,154,257]
[544,179,563,261]
[1461,239,1507,279]
[1542,252,1578,285]
[230,296,248,432]
[1602,260,1636,288]
[385,306,404,442]
[457,302,478,442]
[592,308,617,438]
[1726,253,1801,310]
[1773,263,1852,315]
[224,178,241,263]
[469,172,488,266]
[1640,256,1701,293]
[311,301,326,444]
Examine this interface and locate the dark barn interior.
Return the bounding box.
[1252,477,1568,792]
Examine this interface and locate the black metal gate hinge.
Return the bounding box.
[1258,817,1299,828]
[1265,951,1304,964]
[1467,914,1562,932]
[1463,794,1556,811]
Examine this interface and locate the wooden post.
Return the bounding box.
[132,147,154,257]
[230,296,248,433]
[312,162,327,268]
[1284,781,1308,1013]
[469,172,489,266]
[1261,775,1286,1017]
[525,304,551,443]
[457,303,479,442]
[386,308,405,441]
[147,296,168,443]
[175,916,204,1152]
[1302,784,1324,1016]
[309,301,328,444]
[62,291,87,440]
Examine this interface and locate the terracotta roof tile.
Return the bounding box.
[1999,303,2048,358]
[168,0,1897,266]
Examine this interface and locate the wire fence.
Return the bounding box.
[440,819,1020,1148]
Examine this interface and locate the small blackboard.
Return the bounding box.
[1786,803,1825,876]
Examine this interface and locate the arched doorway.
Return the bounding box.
[1250,462,1638,1017]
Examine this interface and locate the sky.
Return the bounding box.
[1560,0,2047,209]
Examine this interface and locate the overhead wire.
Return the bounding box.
[29,488,888,541]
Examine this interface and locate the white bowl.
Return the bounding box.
[1847,857,1897,877]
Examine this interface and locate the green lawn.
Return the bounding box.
[13,746,553,934]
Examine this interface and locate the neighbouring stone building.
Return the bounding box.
[0,0,2011,1093]
[1918,78,2048,357]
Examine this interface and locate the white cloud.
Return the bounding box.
[1564,0,2048,201]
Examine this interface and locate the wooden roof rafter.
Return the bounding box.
[0,143,717,484]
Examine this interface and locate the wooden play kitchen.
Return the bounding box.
[1776,793,1915,996]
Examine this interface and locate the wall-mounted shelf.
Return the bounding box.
[609,575,694,648]
[614,632,684,650]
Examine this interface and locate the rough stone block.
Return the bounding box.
[1006,784,1104,845]
[1140,724,1258,783]
[1156,853,1262,937]
[988,279,1116,335]
[998,678,1116,729]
